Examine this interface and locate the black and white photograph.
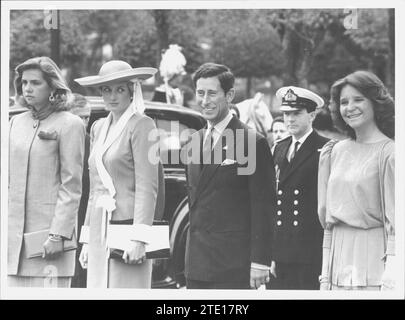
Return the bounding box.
[1,0,404,302]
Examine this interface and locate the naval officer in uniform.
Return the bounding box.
[268,86,329,290]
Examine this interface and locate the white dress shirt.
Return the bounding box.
[287,128,313,161]
[204,111,233,148]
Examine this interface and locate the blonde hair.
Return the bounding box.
[14,56,72,111]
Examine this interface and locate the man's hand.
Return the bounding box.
[122,240,146,265]
[250,268,270,289]
[42,237,63,260]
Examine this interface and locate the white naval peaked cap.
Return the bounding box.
[276,86,324,112]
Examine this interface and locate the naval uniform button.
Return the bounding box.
[293,210,298,215]
[277,210,282,216]
[278,190,283,195]
[277,220,282,226]
[294,189,299,195]
[294,200,298,205]
[293,221,298,226]
[277,200,282,205]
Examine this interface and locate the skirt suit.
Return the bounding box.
[83,109,162,288]
[8,110,85,287]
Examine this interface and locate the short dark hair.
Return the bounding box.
[329,70,394,139]
[192,62,234,94]
[270,116,284,132]
[312,108,335,132]
[229,104,240,119]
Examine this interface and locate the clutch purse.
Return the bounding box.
[23,229,77,259]
[107,220,170,260]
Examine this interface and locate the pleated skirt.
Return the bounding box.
[329,224,385,289]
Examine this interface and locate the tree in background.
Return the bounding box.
[9,11,49,90]
[9,8,394,101]
[344,9,394,94]
[202,9,286,98]
[266,8,394,97]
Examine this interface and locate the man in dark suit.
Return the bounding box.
[268,86,329,290]
[183,63,277,289]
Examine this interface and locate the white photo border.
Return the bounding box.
[1,0,404,300]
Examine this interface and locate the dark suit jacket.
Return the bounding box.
[184,116,276,283]
[272,130,329,266]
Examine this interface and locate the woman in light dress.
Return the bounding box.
[318,70,395,290]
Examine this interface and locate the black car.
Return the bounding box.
[9,97,206,288]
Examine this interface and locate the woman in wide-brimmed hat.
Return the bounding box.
[75,60,164,288]
[8,56,85,287]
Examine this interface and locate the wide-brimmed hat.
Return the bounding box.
[276,86,324,112]
[75,60,157,87]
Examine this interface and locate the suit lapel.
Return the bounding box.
[280,131,319,184]
[192,116,238,206]
[187,130,205,208]
[101,107,135,154]
[275,136,292,182]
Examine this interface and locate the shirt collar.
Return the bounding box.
[207,111,233,136]
[292,128,313,146]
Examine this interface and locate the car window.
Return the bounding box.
[154,118,199,166]
[155,118,195,151]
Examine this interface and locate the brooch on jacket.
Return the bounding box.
[38,130,58,140]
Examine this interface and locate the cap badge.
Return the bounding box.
[284,89,298,102]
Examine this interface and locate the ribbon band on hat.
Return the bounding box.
[131,79,145,114]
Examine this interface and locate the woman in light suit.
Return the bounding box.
[76,60,164,288]
[8,57,85,287]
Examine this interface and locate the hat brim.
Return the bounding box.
[75,67,157,87]
[280,105,301,112]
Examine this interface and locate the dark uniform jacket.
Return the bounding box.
[272,130,329,266]
[184,116,277,283]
